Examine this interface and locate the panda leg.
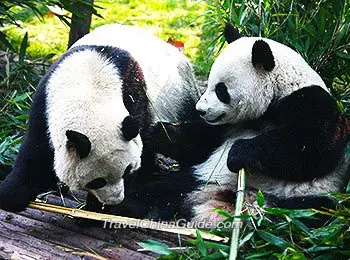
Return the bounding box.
[187,185,236,228]
[0,86,57,212]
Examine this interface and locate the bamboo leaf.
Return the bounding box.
[257,230,293,249]
[336,51,350,60]
[196,229,208,257]
[138,240,172,255]
[256,190,265,207]
[18,32,28,65]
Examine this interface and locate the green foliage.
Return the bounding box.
[0,0,102,172]
[0,33,49,106]
[200,0,350,113]
[0,90,32,166]
[140,193,350,259]
[0,0,101,32]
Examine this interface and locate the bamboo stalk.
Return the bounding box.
[229,168,246,260]
[28,201,228,243]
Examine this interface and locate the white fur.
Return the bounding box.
[196,37,326,125]
[46,49,142,204]
[72,24,200,122]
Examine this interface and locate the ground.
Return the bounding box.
[0,191,183,259]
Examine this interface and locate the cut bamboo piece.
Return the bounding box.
[28,201,228,243]
[229,168,246,260]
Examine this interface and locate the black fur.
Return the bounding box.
[145,119,230,166]
[66,130,91,159]
[0,68,57,212]
[252,40,275,71]
[223,22,242,44]
[227,85,348,181]
[104,167,200,220]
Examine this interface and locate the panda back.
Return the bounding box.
[72,24,201,122]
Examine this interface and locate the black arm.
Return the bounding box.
[145,119,230,166]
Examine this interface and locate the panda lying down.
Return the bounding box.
[105,23,350,226]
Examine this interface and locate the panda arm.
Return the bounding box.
[146,119,229,165]
[227,85,347,181]
[0,78,57,212]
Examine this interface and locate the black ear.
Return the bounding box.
[122,116,140,141]
[66,130,91,159]
[252,40,275,71]
[224,22,241,44]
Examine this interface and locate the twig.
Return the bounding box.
[229,168,246,260]
[28,201,228,243]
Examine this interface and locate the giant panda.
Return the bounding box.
[188,23,350,225]
[109,23,350,226]
[0,24,201,212]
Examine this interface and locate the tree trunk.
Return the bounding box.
[67,0,94,48]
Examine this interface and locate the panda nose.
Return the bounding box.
[198,110,206,116]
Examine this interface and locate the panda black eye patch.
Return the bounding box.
[215,82,230,104]
[85,178,107,189]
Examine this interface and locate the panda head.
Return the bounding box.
[62,126,141,205]
[47,46,150,205]
[196,23,326,125]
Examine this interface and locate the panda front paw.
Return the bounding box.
[0,183,35,212]
[227,139,261,173]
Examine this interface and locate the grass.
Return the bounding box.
[4,0,209,77]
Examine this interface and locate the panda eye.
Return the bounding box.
[121,116,140,141]
[215,82,230,104]
[85,178,107,189]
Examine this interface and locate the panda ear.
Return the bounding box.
[252,39,275,71]
[224,22,241,44]
[122,116,140,141]
[66,130,91,159]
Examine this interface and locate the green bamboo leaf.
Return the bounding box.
[18,32,28,65]
[196,229,207,257]
[264,207,294,215]
[138,240,172,255]
[239,231,254,247]
[290,218,312,235]
[289,209,317,219]
[256,190,265,207]
[336,51,350,60]
[305,245,338,254]
[245,251,274,259]
[334,23,348,47]
[214,208,232,218]
[257,230,293,249]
